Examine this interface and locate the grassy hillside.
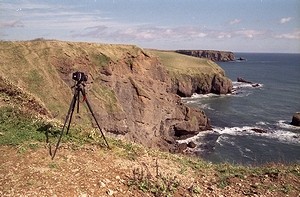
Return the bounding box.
[0,41,224,121]
[0,40,142,121]
[0,40,224,127]
[146,49,225,77]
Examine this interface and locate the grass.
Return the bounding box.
[0,106,54,154]
[0,40,144,122]
[0,106,299,196]
[128,160,180,196]
[146,49,225,77]
[90,83,120,113]
[0,106,92,149]
[0,105,135,157]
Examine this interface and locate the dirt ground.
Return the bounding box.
[0,144,299,197]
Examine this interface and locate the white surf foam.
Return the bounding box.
[256,121,269,126]
[182,81,264,101]
[190,93,219,99]
[277,120,300,131]
[232,81,263,96]
[212,126,299,145]
[177,130,214,144]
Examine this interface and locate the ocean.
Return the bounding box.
[181,53,300,165]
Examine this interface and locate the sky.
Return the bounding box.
[1,0,300,53]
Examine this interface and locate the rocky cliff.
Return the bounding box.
[148,50,232,97]
[0,40,217,152]
[175,50,235,62]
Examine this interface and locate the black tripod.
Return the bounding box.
[51,79,109,159]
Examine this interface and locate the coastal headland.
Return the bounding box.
[0,40,299,196]
[175,50,235,62]
[0,40,232,151]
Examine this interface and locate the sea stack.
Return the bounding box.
[291,112,300,126]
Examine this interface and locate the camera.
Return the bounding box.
[72,71,88,82]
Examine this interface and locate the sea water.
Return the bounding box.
[181,53,300,165]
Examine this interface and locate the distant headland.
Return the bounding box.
[175,50,235,62]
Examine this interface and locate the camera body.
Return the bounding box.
[72,71,88,82]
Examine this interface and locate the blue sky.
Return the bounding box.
[1,0,299,53]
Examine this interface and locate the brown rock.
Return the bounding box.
[171,73,232,97]
[187,141,197,148]
[212,75,232,94]
[291,112,300,126]
[93,49,211,151]
[176,143,188,153]
[237,77,253,84]
[174,107,210,138]
[251,128,267,133]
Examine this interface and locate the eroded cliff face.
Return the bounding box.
[176,50,235,62]
[95,50,211,150]
[170,73,232,97]
[0,40,212,151]
[148,50,233,97]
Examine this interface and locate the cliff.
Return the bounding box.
[147,50,232,97]
[176,50,235,62]
[0,40,231,151]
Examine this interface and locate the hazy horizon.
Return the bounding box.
[1,0,299,53]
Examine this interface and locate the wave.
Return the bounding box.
[232,81,263,96]
[232,81,264,88]
[190,93,220,99]
[214,126,299,145]
[276,120,300,131]
[178,124,300,146]
[177,123,300,164]
[182,81,264,102]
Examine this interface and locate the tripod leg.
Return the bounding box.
[66,90,78,135]
[52,90,78,159]
[80,89,110,148]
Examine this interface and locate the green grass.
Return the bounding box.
[146,50,225,77]
[0,106,45,146]
[0,106,87,148]
[91,53,111,67]
[0,105,139,159]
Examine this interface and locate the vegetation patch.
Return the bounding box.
[91,53,111,67]
[128,161,180,196]
[91,83,120,112]
[0,106,45,146]
[146,49,224,77]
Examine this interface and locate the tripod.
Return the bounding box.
[51,80,109,159]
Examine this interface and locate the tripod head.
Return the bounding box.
[72,71,88,83]
[72,71,88,89]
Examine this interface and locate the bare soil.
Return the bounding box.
[1,144,299,197]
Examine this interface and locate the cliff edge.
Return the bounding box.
[147,50,232,97]
[0,40,232,151]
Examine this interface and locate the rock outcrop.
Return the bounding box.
[0,40,213,152]
[96,51,211,150]
[291,112,300,126]
[170,73,232,97]
[237,77,260,87]
[176,50,235,62]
